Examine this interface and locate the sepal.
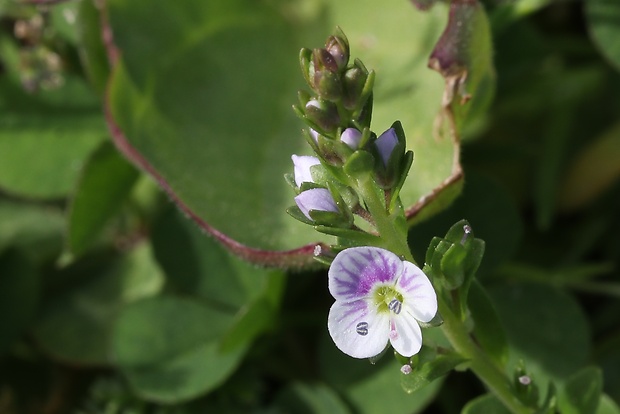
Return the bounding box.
[424,220,485,291]
[314,225,382,246]
[304,98,341,132]
[417,311,444,328]
[286,205,316,225]
[325,27,349,71]
[343,149,375,179]
[400,346,469,394]
[512,362,540,408]
[299,47,314,89]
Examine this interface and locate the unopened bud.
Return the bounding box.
[313,70,342,101]
[325,34,349,71]
[304,99,340,132]
[342,66,367,110]
[313,48,339,73]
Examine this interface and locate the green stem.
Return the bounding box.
[355,177,413,262]
[355,177,531,414]
[438,296,532,413]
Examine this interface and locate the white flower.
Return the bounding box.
[327,246,437,359]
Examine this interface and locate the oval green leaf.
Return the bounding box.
[104,0,482,266]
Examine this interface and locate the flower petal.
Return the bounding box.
[340,128,362,150]
[328,299,390,359]
[397,261,437,323]
[375,128,398,166]
[389,313,423,357]
[328,246,403,302]
[292,155,320,187]
[309,129,319,145]
[294,188,339,220]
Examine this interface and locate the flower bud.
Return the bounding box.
[313,70,342,101]
[325,31,349,71]
[313,48,339,74]
[304,98,340,132]
[312,49,342,100]
[292,155,320,187]
[375,128,399,167]
[340,128,362,150]
[294,188,339,220]
[342,66,368,110]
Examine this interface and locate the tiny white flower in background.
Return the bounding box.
[291,155,320,187]
[375,128,399,166]
[294,188,339,220]
[340,128,362,150]
[327,246,437,359]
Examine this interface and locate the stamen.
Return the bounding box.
[356,321,369,336]
[388,298,402,314]
[460,224,472,245]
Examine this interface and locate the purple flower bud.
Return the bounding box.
[291,155,320,187]
[375,128,398,166]
[340,128,362,150]
[294,188,339,220]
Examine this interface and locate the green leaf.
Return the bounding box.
[468,280,509,369]
[33,243,164,365]
[401,354,467,394]
[559,122,620,211]
[462,393,511,414]
[0,74,105,199]
[152,208,280,309]
[75,0,111,94]
[274,383,351,414]
[152,207,286,351]
[490,0,557,32]
[0,249,39,354]
[410,172,522,276]
[597,394,620,414]
[586,0,620,71]
[558,366,603,414]
[220,271,286,352]
[319,334,443,414]
[488,283,591,400]
[112,295,246,403]
[428,0,495,138]
[0,201,64,264]
[105,0,464,265]
[67,141,139,256]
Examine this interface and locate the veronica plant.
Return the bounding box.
[287,29,539,414]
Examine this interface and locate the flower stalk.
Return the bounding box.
[288,28,534,414]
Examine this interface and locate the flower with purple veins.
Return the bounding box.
[327,246,437,359]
